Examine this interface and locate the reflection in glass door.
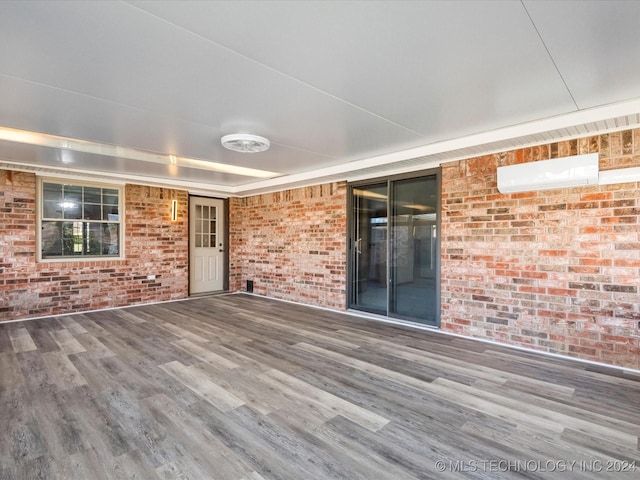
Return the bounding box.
[390,176,439,325]
[351,183,388,315]
[349,173,439,326]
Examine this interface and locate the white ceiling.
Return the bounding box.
[1,0,640,196]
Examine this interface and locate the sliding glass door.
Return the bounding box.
[349,172,440,326]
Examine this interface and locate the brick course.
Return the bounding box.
[0,171,189,320]
[441,130,640,369]
[229,182,347,309]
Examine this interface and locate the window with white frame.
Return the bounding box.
[39,178,123,260]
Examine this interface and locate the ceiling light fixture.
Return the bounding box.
[221,134,270,153]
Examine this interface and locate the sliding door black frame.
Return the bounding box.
[346,167,442,327]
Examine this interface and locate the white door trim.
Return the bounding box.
[189,196,226,294]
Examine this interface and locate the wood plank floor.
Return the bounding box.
[1,293,639,479]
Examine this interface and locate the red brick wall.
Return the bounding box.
[3,127,638,370]
[229,182,347,309]
[0,171,189,320]
[441,130,640,369]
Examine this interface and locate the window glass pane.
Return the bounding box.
[62,202,82,220]
[103,188,118,197]
[103,224,119,255]
[84,187,102,204]
[41,221,64,257]
[43,200,62,219]
[211,234,216,247]
[203,218,210,234]
[86,223,104,255]
[43,183,62,203]
[103,194,119,218]
[203,234,209,247]
[62,221,82,256]
[103,207,119,221]
[196,234,202,248]
[103,194,118,206]
[63,185,82,204]
[196,204,202,220]
[83,203,102,220]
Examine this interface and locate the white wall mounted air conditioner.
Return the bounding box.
[497,153,599,193]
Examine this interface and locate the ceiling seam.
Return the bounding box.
[0,73,227,146]
[520,0,579,111]
[122,1,428,140]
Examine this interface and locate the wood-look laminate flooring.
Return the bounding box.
[1,293,639,479]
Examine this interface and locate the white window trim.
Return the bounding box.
[37,176,125,262]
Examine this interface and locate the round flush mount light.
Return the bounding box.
[221,133,270,153]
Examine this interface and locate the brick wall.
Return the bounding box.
[229,182,347,309]
[3,127,639,370]
[0,171,189,320]
[441,130,640,369]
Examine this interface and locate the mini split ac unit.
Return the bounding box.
[496,153,599,193]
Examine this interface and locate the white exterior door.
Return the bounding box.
[190,197,224,294]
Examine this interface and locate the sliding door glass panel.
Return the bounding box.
[390,176,438,325]
[351,183,388,314]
